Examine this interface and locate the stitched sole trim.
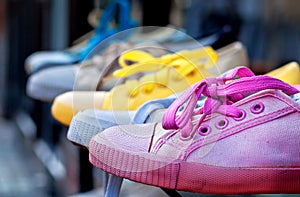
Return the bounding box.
[89,140,300,194]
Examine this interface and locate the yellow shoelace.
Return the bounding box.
[113,47,218,96]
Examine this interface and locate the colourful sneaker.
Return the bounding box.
[51,42,249,125]
[89,66,300,194]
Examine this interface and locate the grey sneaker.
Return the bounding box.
[26,42,166,102]
[67,95,176,149]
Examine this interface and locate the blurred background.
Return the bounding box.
[0,0,299,196]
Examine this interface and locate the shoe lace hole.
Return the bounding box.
[179,105,184,112]
[218,120,226,126]
[198,125,211,136]
[125,59,137,65]
[187,70,196,76]
[177,104,186,115]
[215,118,229,129]
[233,109,246,121]
[250,102,264,114]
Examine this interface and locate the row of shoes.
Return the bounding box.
[26,40,300,195]
[25,0,300,196]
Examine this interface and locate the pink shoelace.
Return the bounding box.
[162,66,299,139]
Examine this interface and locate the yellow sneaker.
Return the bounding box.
[51,42,249,125]
[266,62,300,85]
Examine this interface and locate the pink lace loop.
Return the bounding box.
[221,66,255,81]
[162,81,206,130]
[162,66,299,139]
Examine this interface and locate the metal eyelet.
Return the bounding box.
[198,125,211,136]
[233,109,246,121]
[215,118,229,130]
[250,102,265,114]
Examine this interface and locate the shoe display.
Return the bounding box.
[89,66,300,194]
[25,0,136,74]
[26,33,243,102]
[51,42,249,125]
[7,0,300,196]
[67,61,300,149]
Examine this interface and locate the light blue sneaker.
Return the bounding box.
[67,94,178,149]
[25,0,136,74]
[67,94,178,197]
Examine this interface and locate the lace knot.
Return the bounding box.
[202,77,224,99]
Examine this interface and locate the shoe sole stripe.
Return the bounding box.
[89,140,300,194]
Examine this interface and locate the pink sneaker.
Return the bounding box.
[89,67,300,194]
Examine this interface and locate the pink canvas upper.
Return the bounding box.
[89,66,300,194]
[91,66,300,169]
